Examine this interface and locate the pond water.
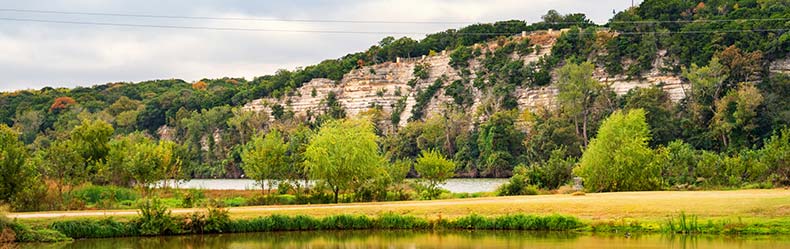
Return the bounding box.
[22,231,790,249]
[162,178,509,193]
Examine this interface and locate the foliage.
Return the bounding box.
[449,46,474,69]
[575,109,662,192]
[477,110,524,177]
[51,218,137,238]
[760,128,790,186]
[413,63,430,79]
[497,164,539,196]
[409,76,445,121]
[241,129,289,193]
[0,124,36,205]
[415,149,456,199]
[621,86,679,146]
[305,118,384,203]
[136,198,180,236]
[556,61,610,147]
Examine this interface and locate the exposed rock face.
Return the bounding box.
[243,30,691,126]
[771,58,790,75]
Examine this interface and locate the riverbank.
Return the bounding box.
[12,189,789,221]
[5,189,790,242]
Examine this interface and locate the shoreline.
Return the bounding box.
[5,189,790,243]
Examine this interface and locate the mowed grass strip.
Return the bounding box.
[11,189,790,224]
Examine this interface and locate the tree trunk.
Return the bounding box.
[333,187,340,203]
[582,111,589,148]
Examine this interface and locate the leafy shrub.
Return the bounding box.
[449,46,474,69]
[413,63,430,79]
[136,198,180,235]
[181,189,205,208]
[182,205,230,233]
[497,164,539,196]
[410,76,445,121]
[69,185,138,208]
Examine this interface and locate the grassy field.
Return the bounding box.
[11,189,790,226]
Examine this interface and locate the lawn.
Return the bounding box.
[11,189,790,226]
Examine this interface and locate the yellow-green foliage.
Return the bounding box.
[305,118,384,203]
[415,149,456,199]
[575,109,662,192]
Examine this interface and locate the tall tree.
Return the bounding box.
[711,83,764,149]
[43,139,87,204]
[477,110,525,177]
[0,124,35,205]
[124,138,162,196]
[556,61,608,147]
[574,109,662,192]
[304,118,383,203]
[70,118,114,171]
[241,130,288,194]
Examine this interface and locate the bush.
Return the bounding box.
[497,165,540,196]
[413,63,430,79]
[180,189,205,208]
[182,205,231,233]
[136,198,180,236]
[70,185,139,208]
[574,109,662,192]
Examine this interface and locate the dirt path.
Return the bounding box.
[8,189,790,221]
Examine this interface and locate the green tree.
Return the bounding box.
[241,130,288,194]
[156,140,185,189]
[622,86,679,147]
[0,125,36,205]
[415,149,456,199]
[385,159,411,199]
[536,147,577,189]
[70,119,114,179]
[760,128,790,186]
[124,138,162,195]
[655,140,698,187]
[556,61,608,147]
[227,107,269,144]
[574,109,662,192]
[43,139,87,204]
[304,118,383,203]
[12,110,43,144]
[477,110,524,177]
[711,83,764,149]
[105,132,150,186]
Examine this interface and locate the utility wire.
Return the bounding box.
[0,8,475,24]
[1,8,789,25]
[0,17,786,35]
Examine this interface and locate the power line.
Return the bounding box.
[0,8,476,25]
[1,8,789,25]
[0,17,786,36]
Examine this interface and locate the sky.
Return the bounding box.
[0,0,641,92]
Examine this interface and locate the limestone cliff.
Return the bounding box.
[243,30,690,126]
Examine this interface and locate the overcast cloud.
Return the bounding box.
[0,0,641,92]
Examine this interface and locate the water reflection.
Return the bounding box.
[15,231,790,249]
